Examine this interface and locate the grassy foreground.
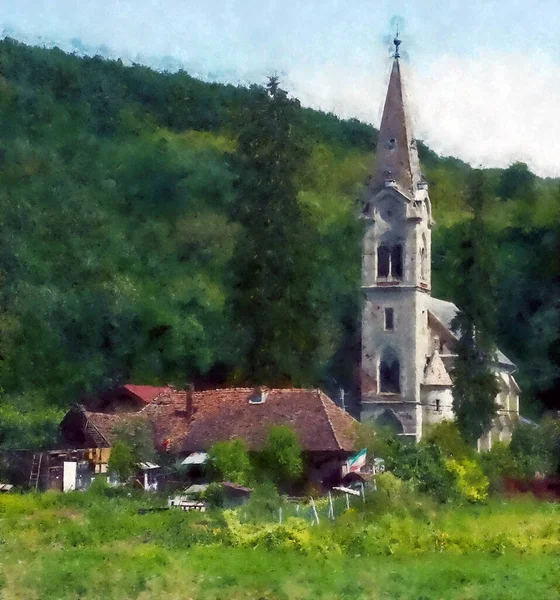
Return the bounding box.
[0,489,559,599]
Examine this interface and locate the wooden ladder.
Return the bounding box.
[29,453,43,491]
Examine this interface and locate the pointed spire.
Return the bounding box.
[371,39,422,199]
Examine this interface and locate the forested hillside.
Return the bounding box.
[0,37,558,447]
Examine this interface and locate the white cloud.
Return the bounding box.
[413,52,560,177]
[289,52,560,177]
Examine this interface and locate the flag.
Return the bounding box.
[347,448,367,473]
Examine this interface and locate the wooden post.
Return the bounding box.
[310,497,320,525]
[279,506,282,524]
[361,482,365,503]
[345,493,350,509]
[328,491,334,520]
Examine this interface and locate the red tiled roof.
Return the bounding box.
[83,411,130,445]
[76,388,357,454]
[122,384,171,404]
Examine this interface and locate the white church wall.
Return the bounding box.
[421,387,454,430]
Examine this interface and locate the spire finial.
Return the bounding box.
[393,25,401,59]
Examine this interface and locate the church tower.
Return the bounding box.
[359,37,434,441]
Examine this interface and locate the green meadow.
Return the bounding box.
[0,488,558,599]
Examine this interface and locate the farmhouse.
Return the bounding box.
[56,385,357,491]
[359,36,520,448]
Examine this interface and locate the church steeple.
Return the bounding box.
[371,37,423,201]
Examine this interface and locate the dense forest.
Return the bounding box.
[0,37,558,448]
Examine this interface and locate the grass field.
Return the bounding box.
[0,489,559,599]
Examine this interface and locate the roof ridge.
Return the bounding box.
[316,389,343,451]
[85,414,111,447]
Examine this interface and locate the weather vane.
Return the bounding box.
[394,24,401,59]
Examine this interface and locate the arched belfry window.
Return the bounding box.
[379,348,400,393]
[391,245,403,279]
[377,243,403,281]
[377,245,390,278]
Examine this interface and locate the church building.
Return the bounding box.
[359,37,520,449]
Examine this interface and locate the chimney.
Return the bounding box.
[186,384,194,419]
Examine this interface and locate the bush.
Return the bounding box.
[510,418,560,478]
[480,441,520,492]
[242,482,283,523]
[259,425,303,486]
[108,439,135,482]
[423,421,473,461]
[445,458,489,503]
[203,483,225,508]
[207,439,251,485]
[387,441,458,503]
[111,416,156,463]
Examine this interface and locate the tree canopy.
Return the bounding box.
[0,38,558,447]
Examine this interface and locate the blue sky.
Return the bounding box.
[2,0,560,176]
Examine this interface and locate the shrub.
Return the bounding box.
[108,439,135,482]
[510,418,560,478]
[243,482,283,523]
[387,441,458,503]
[203,482,225,508]
[111,416,156,463]
[480,441,520,492]
[423,421,473,461]
[260,425,303,486]
[445,458,489,503]
[208,439,251,485]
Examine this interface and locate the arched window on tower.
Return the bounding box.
[379,348,400,393]
[377,245,390,278]
[377,243,403,281]
[391,245,403,279]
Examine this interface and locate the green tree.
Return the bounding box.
[108,440,135,482]
[208,439,251,484]
[229,76,322,386]
[261,425,303,486]
[497,162,536,201]
[111,416,156,463]
[423,421,473,461]
[451,170,499,445]
[509,418,560,478]
[480,441,520,492]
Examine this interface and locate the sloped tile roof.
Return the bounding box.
[76,388,357,454]
[426,296,515,369]
[83,411,130,445]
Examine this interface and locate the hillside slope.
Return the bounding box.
[0,37,558,446]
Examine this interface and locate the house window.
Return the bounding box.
[384,308,394,331]
[377,244,403,280]
[379,348,400,393]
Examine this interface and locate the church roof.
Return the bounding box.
[371,53,422,200]
[426,296,516,369]
[423,350,453,386]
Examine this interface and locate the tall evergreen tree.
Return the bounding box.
[229,77,321,386]
[451,170,499,445]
